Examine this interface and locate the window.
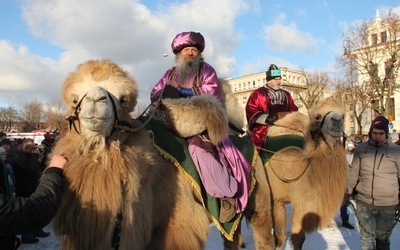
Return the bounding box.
[369,63,378,83]
[242,96,247,105]
[388,98,395,121]
[371,34,378,46]
[385,61,393,79]
[381,31,387,43]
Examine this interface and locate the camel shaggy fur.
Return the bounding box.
[51,59,275,250]
[265,97,348,249]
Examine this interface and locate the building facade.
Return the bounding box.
[345,10,400,135]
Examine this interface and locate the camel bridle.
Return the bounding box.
[65,90,161,137]
[266,110,343,183]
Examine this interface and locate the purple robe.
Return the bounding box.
[151,62,251,212]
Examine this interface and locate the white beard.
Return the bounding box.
[175,56,201,86]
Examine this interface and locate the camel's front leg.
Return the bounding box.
[273,200,287,250]
[289,209,306,250]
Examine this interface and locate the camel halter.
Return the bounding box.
[65,90,161,136]
[265,110,342,183]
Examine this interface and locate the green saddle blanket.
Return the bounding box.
[140,116,257,241]
[259,134,305,164]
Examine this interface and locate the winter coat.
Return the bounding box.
[346,139,400,207]
[12,151,42,197]
[0,167,64,249]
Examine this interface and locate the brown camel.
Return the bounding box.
[50,59,275,250]
[264,97,348,250]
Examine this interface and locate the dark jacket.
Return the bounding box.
[0,167,64,249]
[12,151,42,197]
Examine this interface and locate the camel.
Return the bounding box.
[50,59,275,250]
[263,97,348,250]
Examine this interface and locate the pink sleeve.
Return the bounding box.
[150,69,173,102]
[195,63,222,103]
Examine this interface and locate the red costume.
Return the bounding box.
[246,85,298,148]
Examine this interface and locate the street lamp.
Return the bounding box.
[343,39,351,57]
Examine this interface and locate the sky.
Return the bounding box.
[1,0,400,111]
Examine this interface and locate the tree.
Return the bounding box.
[339,10,400,121]
[294,70,328,109]
[19,99,44,132]
[0,105,19,132]
[43,99,67,131]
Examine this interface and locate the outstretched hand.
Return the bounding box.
[50,154,68,170]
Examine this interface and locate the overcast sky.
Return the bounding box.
[1,0,399,110]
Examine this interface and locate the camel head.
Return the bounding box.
[308,97,345,146]
[62,59,139,138]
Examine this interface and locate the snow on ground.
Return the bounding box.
[18,205,400,249]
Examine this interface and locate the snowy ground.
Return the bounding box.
[18,205,400,249]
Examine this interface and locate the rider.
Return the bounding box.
[151,31,251,223]
[245,64,298,149]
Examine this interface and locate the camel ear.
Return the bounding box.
[161,95,229,145]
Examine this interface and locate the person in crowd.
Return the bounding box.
[245,64,298,149]
[0,147,15,194]
[390,131,399,144]
[345,116,400,250]
[151,31,251,223]
[0,154,67,250]
[38,139,52,172]
[340,141,355,229]
[0,132,6,142]
[0,139,11,153]
[12,139,48,243]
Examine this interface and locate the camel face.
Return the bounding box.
[61,59,139,137]
[317,111,344,139]
[79,86,116,134]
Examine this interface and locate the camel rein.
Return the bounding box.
[259,110,336,183]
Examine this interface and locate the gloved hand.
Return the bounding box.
[343,193,351,207]
[265,115,276,125]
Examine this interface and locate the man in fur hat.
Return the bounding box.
[151,31,251,223]
[245,64,298,149]
[346,116,400,249]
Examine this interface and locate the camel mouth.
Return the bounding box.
[81,118,111,132]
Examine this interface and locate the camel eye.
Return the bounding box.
[120,96,127,105]
[71,94,79,105]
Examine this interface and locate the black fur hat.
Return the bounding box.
[369,116,389,136]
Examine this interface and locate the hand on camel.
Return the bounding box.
[50,154,68,170]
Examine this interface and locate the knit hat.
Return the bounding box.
[347,142,355,149]
[266,64,281,81]
[171,31,205,54]
[369,116,389,136]
[0,147,6,154]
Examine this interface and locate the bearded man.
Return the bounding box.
[150,31,251,223]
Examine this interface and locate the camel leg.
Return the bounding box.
[223,223,241,250]
[272,201,287,249]
[290,232,305,250]
[290,210,306,250]
[245,157,275,250]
